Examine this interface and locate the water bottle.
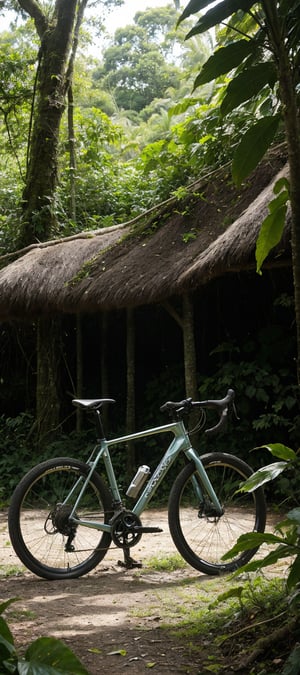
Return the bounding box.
[126,465,151,498]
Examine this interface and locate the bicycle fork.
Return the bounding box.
[186,449,224,519]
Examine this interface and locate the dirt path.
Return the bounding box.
[0,509,288,674]
[1,509,205,673]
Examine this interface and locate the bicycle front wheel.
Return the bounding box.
[168,453,266,575]
[8,457,113,580]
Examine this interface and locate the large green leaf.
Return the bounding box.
[287,555,300,591]
[0,616,17,665]
[221,62,277,115]
[282,642,300,673]
[238,460,288,492]
[232,114,280,185]
[18,637,89,675]
[257,443,297,461]
[193,39,253,89]
[185,0,255,37]
[256,201,288,273]
[177,0,214,25]
[222,532,287,559]
[224,543,295,573]
[168,97,200,116]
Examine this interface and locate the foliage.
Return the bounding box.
[256,176,290,273]
[1,3,278,237]
[57,107,128,232]
[167,573,296,673]
[196,341,299,452]
[0,26,36,250]
[0,598,89,674]
[222,440,300,671]
[0,413,95,502]
[214,441,300,672]
[178,0,300,299]
[206,443,300,675]
[95,6,187,113]
[0,25,35,160]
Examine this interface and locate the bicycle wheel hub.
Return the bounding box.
[111,510,142,548]
[48,503,77,536]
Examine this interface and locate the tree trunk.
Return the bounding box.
[36,315,62,444]
[182,294,200,448]
[163,295,198,399]
[16,0,89,440]
[68,85,77,222]
[100,312,110,431]
[264,1,300,388]
[182,294,198,399]
[18,0,78,245]
[277,55,300,388]
[126,308,136,479]
[76,313,83,431]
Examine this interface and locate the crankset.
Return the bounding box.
[110,510,143,548]
[110,509,163,548]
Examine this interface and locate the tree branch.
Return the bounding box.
[238,617,299,669]
[17,0,48,38]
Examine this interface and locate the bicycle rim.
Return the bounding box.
[8,458,112,580]
[168,453,266,575]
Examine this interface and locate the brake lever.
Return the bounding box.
[205,407,228,437]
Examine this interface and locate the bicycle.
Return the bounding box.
[8,388,266,580]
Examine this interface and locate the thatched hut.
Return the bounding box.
[0,147,292,447]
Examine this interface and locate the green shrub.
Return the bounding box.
[0,598,89,674]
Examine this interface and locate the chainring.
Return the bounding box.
[111,510,142,548]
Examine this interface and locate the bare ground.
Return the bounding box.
[0,508,291,674]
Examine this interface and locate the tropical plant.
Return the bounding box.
[222,442,300,673]
[223,442,300,584]
[0,598,89,674]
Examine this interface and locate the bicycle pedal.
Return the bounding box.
[134,526,163,533]
[118,558,143,569]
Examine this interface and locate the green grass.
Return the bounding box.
[0,564,25,578]
[145,553,188,572]
[6,607,36,621]
[166,576,287,638]
[130,569,287,641]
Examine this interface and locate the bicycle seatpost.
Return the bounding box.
[94,409,106,440]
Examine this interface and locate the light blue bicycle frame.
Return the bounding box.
[69,418,223,532]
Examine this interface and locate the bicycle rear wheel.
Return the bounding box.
[8,457,113,580]
[168,452,266,575]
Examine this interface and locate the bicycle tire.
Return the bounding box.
[8,457,113,580]
[168,452,266,575]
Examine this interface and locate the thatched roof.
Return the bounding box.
[0,225,128,320]
[178,164,291,292]
[0,147,291,320]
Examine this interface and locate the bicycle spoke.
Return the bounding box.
[8,458,112,579]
